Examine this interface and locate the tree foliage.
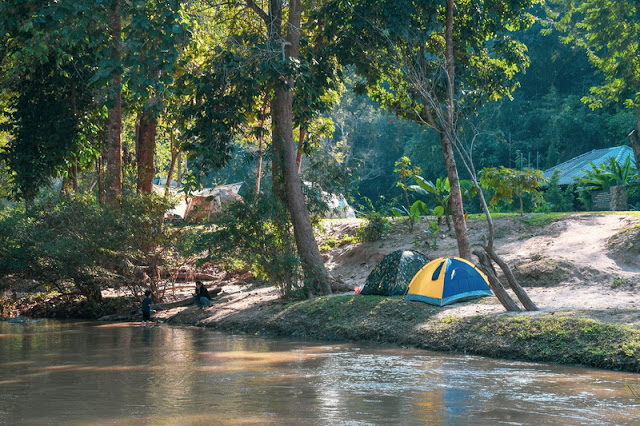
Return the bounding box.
[0,194,178,303]
[480,166,545,214]
[551,0,640,110]
[576,156,638,192]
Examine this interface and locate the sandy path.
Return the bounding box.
[501,214,639,275]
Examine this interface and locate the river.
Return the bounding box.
[1,320,639,425]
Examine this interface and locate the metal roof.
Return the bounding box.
[542,145,636,185]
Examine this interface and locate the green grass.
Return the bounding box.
[519,213,568,226]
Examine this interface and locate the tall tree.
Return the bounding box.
[0,0,107,202]
[552,0,640,171]
[251,0,333,296]
[184,1,337,296]
[323,0,537,259]
[126,0,191,194]
[105,0,123,206]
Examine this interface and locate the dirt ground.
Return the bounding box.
[153,213,640,328]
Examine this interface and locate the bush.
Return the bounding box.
[182,193,305,298]
[0,193,180,304]
[542,170,576,212]
[356,211,389,242]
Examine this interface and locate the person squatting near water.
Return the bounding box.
[193,280,212,309]
[141,290,153,326]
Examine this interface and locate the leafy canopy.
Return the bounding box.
[551,0,640,109]
[321,0,538,128]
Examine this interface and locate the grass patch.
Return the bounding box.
[319,234,360,252]
[520,213,567,227]
[256,297,640,372]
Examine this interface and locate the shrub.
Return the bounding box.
[356,211,389,242]
[0,193,179,304]
[543,170,576,212]
[182,193,305,298]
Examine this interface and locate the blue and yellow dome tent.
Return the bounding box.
[405,257,492,306]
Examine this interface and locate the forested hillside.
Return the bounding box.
[183,17,637,210]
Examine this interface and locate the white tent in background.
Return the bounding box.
[153,182,246,222]
[324,192,356,219]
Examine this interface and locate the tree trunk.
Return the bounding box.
[473,249,520,312]
[268,0,332,296]
[452,133,539,312]
[443,0,471,260]
[485,245,538,310]
[105,0,123,207]
[97,156,104,203]
[254,99,269,195]
[256,137,264,194]
[176,152,183,187]
[165,131,178,194]
[136,106,157,194]
[440,133,471,259]
[296,127,306,173]
[630,107,640,182]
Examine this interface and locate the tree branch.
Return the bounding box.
[245,0,269,26]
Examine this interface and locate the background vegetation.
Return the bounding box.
[0,0,638,302]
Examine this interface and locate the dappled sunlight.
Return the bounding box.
[93,322,143,328]
[206,350,305,359]
[201,350,320,370]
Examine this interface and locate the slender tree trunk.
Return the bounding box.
[485,245,538,310]
[105,0,123,206]
[256,136,264,194]
[97,156,104,203]
[136,106,157,194]
[296,127,306,173]
[452,137,538,311]
[440,133,471,259]
[176,152,183,187]
[630,107,640,181]
[473,249,520,312]
[255,103,268,194]
[443,0,471,260]
[269,0,332,296]
[165,131,178,194]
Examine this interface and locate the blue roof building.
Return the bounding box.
[542,145,636,185]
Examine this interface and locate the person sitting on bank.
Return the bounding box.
[192,280,211,309]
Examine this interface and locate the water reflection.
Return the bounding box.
[1,320,639,425]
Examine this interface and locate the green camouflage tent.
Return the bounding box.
[361,250,430,296]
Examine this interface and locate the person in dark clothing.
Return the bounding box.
[193,280,211,309]
[141,290,152,326]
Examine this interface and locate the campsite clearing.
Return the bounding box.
[145,212,640,371]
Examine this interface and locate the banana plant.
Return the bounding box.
[577,156,638,192]
[391,199,428,231]
[391,199,443,247]
[410,176,476,228]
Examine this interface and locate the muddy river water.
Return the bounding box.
[1,320,639,425]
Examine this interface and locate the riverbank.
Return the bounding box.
[149,212,640,372]
[145,281,640,373]
[6,212,640,372]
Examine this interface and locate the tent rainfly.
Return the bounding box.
[361,250,430,296]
